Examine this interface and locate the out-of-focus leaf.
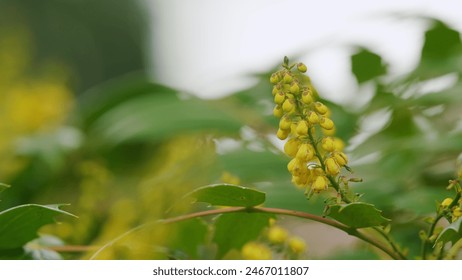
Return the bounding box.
[362,86,401,113]
[15,127,83,171]
[89,93,242,146]
[78,76,175,127]
[383,108,419,138]
[412,84,462,107]
[328,246,380,260]
[213,212,272,258]
[0,248,29,260]
[351,48,387,83]
[414,20,462,78]
[189,184,265,207]
[218,148,287,183]
[216,76,277,131]
[169,218,208,259]
[435,218,462,246]
[421,21,462,61]
[327,202,390,228]
[0,204,75,250]
[0,183,9,194]
[392,187,447,216]
[261,182,325,214]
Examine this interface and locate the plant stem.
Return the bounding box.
[421,191,461,260]
[372,227,407,260]
[307,128,352,203]
[88,206,403,259]
[130,206,402,259]
[421,213,444,260]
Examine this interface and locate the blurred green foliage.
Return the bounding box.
[1,1,462,259]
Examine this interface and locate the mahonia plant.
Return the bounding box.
[93,56,462,261]
[420,171,462,259]
[271,57,354,200]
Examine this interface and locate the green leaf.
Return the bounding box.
[169,218,208,259]
[327,202,390,228]
[351,48,387,83]
[213,212,272,258]
[218,149,288,183]
[435,218,462,246]
[190,184,265,207]
[413,20,462,78]
[89,92,242,146]
[0,183,9,194]
[78,76,177,127]
[421,21,462,61]
[0,204,76,250]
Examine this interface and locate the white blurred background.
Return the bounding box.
[148,0,462,103]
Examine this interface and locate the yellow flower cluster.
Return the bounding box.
[266,225,307,255]
[241,222,307,260]
[440,196,462,222]
[241,241,272,260]
[270,58,348,194]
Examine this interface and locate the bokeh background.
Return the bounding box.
[1,0,462,259]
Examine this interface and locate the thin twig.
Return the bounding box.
[89,206,402,260]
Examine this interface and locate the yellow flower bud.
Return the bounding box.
[301,89,313,104]
[273,105,283,118]
[296,143,314,161]
[270,73,280,84]
[289,158,308,176]
[307,111,319,124]
[267,226,289,244]
[289,83,300,94]
[241,242,272,260]
[322,127,336,136]
[321,137,336,152]
[287,158,297,173]
[288,237,306,254]
[284,138,300,157]
[314,102,328,115]
[290,122,298,135]
[297,63,307,73]
[272,85,280,96]
[312,176,328,193]
[282,99,295,112]
[311,167,324,177]
[333,152,348,166]
[277,128,289,140]
[274,91,285,105]
[283,73,293,84]
[441,198,453,208]
[292,175,309,188]
[453,207,462,218]
[296,120,309,136]
[325,157,340,175]
[279,116,292,130]
[319,117,334,130]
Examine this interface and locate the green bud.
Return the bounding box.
[289,83,300,94]
[297,63,307,73]
[270,73,280,84]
